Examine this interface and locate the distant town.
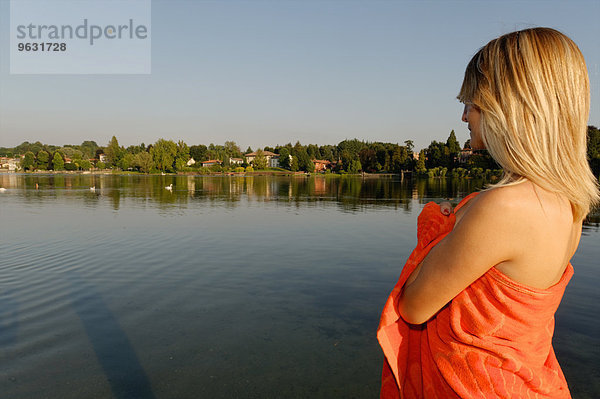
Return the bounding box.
[2,126,599,180]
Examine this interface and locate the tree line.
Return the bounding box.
[2,126,599,178]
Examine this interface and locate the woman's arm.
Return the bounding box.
[398,190,529,324]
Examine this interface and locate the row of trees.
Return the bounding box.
[0,132,502,175]
[5,125,599,176]
[20,149,91,171]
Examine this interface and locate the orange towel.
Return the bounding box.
[377,192,573,398]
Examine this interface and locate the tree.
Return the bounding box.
[60,147,83,160]
[96,161,106,170]
[223,141,241,157]
[175,140,190,171]
[290,156,299,172]
[133,152,154,173]
[36,150,49,170]
[52,152,64,171]
[348,159,362,174]
[337,139,366,158]
[119,153,134,170]
[79,159,92,170]
[245,146,253,154]
[319,145,335,162]
[190,145,208,162]
[279,148,291,169]
[126,144,144,155]
[21,151,35,170]
[296,150,314,172]
[254,149,268,169]
[425,141,447,168]
[359,148,378,172]
[446,130,461,167]
[64,162,78,171]
[105,136,123,168]
[391,146,409,173]
[446,130,461,153]
[150,139,177,172]
[339,149,354,172]
[404,140,414,153]
[307,144,319,159]
[416,150,426,174]
[80,141,99,159]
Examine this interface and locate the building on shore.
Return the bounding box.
[0,157,22,172]
[245,151,280,168]
[312,159,332,172]
[202,160,222,167]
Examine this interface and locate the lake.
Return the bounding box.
[0,173,598,399]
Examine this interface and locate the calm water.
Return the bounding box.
[0,174,598,399]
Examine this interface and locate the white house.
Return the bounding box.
[245,151,279,167]
[268,156,279,168]
[0,157,20,171]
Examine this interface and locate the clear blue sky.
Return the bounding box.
[1,0,599,152]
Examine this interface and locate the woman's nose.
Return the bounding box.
[461,105,468,122]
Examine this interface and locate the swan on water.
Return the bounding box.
[90,186,96,192]
[0,188,6,192]
[165,184,173,191]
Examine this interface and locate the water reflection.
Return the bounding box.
[3,173,598,228]
[1,173,492,212]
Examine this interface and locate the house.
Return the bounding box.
[229,157,244,165]
[245,151,279,168]
[0,157,20,171]
[202,160,222,167]
[98,153,108,163]
[186,157,196,166]
[312,159,332,172]
[268,155,279,168]
[459,148,473,164]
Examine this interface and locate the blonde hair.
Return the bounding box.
[458,27,599,221]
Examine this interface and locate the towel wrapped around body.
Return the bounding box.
[377,192,572,398]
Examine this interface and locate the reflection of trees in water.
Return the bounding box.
[6,174,495,210]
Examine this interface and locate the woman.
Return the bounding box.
[377,27,599,398]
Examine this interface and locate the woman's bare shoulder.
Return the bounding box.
[461,182,572,225]
[456,184,537,228]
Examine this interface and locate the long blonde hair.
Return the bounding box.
[458,27,599,221]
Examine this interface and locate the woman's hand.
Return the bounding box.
[440,201,453,216]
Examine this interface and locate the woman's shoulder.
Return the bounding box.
[459,181,573,225]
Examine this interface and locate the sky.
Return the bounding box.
[1,0,599,152]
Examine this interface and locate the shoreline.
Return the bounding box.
[0,170,404,177]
